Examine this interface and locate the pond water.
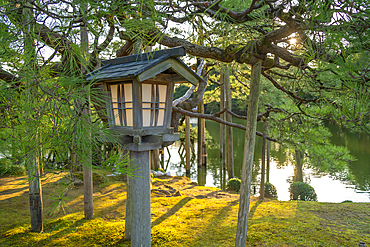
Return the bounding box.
[163,118,370,203]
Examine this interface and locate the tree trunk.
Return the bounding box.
[295,150,303,182]
[28,157,43,232]
[202,124,207,166]
[160,149,165,169]
[150,151,154,170]
[39,137,43,176]
[197,99,204,167]
[259,119,267,200]
[220,73,227,169]
[235,60,262,247]
[82,100,93,220]
[23,3,43,233]
[80,9,93,220]
[185,115,191,176]
[152,150,160,170]
[224,67,234,179]
[83,142,93,220]
[266,121,271,183]
[197,166,207,186]
[220,76,225,160]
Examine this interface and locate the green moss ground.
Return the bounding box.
[0,174,369,246]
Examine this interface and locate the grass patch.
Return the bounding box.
[0,174,369,246]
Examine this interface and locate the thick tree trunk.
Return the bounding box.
[259,119,267,200]
[295,150,303,182]
[235,60,262,247]
[224,68,234,179]
[185,115,191,176]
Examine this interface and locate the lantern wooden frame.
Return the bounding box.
[86,47,203,151]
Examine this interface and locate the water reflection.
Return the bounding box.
[326,122,370,192]
[164,118,370,202]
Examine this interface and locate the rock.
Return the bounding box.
[73,178,83,185]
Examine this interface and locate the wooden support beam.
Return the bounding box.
[266,120,271,183]
[224,67,234,179]
[260,119,267,200]
[236,60,262,247]
[197,99,204,167]
[185,116,191,176]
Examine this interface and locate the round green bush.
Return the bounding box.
[289,182,317,201]
[226,178,241,192]
[264,182,278,199]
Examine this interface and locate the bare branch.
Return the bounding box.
[116,40,134,57]
[92,16,115,55]
[173,106,278,142]
[265,44,306,68]
[262,71,317,102]
[268,70,297,79]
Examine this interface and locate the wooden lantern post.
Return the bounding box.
[86,47,202,246]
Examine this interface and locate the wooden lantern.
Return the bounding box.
[87,46,203,151]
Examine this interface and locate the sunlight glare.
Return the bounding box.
[290,38,297,45]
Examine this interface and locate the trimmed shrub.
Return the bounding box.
[264,182,278,199]
[289,182,317,201]
[154,167,165,173]
[226,178,241,192]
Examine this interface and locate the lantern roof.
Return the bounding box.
[86,46,202,86]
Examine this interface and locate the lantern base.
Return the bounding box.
[121,133,179,152]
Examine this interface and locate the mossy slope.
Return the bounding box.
[0,174,369,246]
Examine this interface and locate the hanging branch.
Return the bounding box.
[214,105,286,121]
[172,59,205,106]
